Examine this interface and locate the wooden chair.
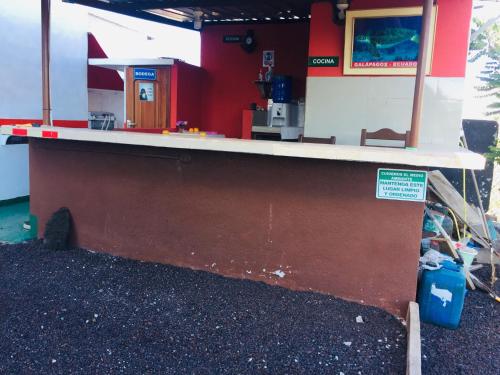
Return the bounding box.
[360,128,410,148]
[299,135,336,144]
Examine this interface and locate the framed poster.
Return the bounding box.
[138,82,154,102]
[263,50,275,67]
[343,7,437,75]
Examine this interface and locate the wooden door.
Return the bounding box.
[126,67,171,129]
[134,80,158,128]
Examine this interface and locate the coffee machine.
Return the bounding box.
[269,102,297,127]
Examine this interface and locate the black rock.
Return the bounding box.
[43,207,71,251]
[0,241,407,374]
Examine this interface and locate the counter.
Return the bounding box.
[1,125,485,317]
[1,126,485,169]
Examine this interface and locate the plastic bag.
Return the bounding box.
[419,250,454,271]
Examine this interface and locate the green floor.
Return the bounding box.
[0,200,35,244]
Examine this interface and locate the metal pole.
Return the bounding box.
[41,0,52,126]
[408,0,433,148]
[461,133,497,286]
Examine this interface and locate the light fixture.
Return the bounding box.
[336,0,349,20]
[193,9,203,30]
[332,0,351,24]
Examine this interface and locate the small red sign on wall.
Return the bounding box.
[41,130,58,139]
[12,128,28,136]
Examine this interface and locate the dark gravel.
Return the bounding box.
[421,265,500,375]
[0,240,406,374]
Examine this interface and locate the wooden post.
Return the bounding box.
[408,0,434,148]
[41,0,52,126]
[406,302,421,375]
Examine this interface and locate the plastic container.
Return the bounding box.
[457,247,478,268]
[418,260,466,329]
[423,209,453,236]
[272,75,292,103]
[88,111,115,131]
[423,209,445,234]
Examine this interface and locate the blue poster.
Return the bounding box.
[352,16,422,68]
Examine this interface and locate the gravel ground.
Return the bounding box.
[0,240,406,375]
[421,265,500,375]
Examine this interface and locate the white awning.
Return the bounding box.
[88,58,175,71]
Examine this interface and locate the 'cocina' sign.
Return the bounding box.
[308,56,339,67]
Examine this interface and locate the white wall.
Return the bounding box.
[0,144,29,200]
[88,10,201,66]
[0,0,88,122]
[88,89,124,127]
[304,77,465,151]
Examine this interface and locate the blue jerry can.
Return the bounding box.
[417,260,466,329]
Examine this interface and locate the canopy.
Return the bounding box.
[65,0,312,29]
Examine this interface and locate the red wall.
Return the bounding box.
[170,62,205,130]
[30,138,424,316]
[308,0,472,77]
[87,33,124,91]
[200,23,310,138]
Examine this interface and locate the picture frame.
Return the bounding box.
[343,6,438,76]
[263,50,275,67]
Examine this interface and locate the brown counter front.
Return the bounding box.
[29,138,424,317]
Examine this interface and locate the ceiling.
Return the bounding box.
[65,0,314,29]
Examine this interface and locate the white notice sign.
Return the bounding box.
[376,168,428,202]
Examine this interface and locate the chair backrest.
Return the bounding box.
[299,135,336,145]
[360,128,410,148]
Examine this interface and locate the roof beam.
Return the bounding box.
[64,0,311,26]
[107,1,295,11]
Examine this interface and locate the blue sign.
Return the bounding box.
[134,68,157,81]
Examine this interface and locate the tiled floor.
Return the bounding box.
[0,200,34,243]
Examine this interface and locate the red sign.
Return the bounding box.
[12,128,28,136]
[41,130,58,139]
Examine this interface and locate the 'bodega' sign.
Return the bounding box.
[134,68,157,81]
[308,56,339,67]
